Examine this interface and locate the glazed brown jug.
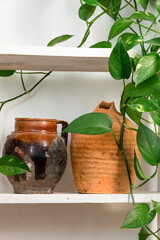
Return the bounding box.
[71,101,139,194]
[3,118,68,194]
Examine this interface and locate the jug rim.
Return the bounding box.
[15,118,57,122]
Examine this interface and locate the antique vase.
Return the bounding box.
[71,101,139,194]
[3,118,68,194]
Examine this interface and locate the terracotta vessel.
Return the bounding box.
[3,118,68,194]
[71,101,138,194]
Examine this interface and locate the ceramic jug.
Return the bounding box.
[3,118,68,194]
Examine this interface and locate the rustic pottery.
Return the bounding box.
[71,101,139,194]
[3,118,68,194]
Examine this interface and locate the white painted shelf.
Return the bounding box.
[0,46,158,208]
[0,192,159,204]
[0,46,111,72]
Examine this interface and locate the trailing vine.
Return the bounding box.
[63,0,160,239]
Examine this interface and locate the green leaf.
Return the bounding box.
[151,45,160,53]
[130,11,156,22]
[63,112,113,135]
[134,150,148,180]
[120,82,133,113]
[137,0,145,4]
[156,1,160,15]
[121,203,156,228]
[83,0,99,6]
[150,89,160,125]
[150,111,160,126]
[127,97,157,112]
[141,0,149,10]
[132,54,141,71]
[138,227,150,240]
[0,70,15,77]
[135,53,160,86]
[150,89,160,108]
[99,0,122,20]
[108,18,133,41]
[152,200,160,214]
[120,82,142,125]
[137,123,160,166]
[109,39,131,80]
[0,155,31,176]
[120,33,143,51]
[79,4,96,21]
[126,74,160,97]
[47,35,74,47]
[126,106,142,125]
[145,37,160,46]
[90,41,112,48]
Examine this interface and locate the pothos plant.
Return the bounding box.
[59,0,160,239]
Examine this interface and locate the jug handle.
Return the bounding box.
[57,120,68,146]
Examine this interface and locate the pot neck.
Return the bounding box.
[14,118,58,133]
[96,101,116,112]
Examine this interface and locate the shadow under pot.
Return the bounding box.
[3,118,68,194]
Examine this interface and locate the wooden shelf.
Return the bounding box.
[0,192,159,204]
[0,46,111,72]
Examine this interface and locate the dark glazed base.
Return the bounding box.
[13,187,54,194]
[5,136,67,194]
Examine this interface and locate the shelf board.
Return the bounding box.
[0,192,159,204]
[0,46,111,72]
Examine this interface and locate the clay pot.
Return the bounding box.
[3,118,68,194]
[71,101,138,194]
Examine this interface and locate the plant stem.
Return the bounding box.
[119,0,132,12]
[131,71,135,84]
[98,3,114,14]
[110,0,122,12]
[143,14,159,37]
[146,44,152,53]
[139,116,153,124]
[155,229,160,234]
[119,104,135,205]
[111,129,135,206]
[16,71,47,75]
[0,71,52,112]
[124,123,138,131]
[145,226,160,240]
[122,151,135,205]
[132,166,158,189]
[132,0,146,55]
[120,109,125,149]
[124,0,136,10]
[20,71,27,92]
[154,122,158,135]
[78,11,105,47]
[123,78,125,88]
[111,130,120,147]
[133,0,137,10]
[133,21,160,34]
[138,23,146,56]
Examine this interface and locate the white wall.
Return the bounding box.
[0,1,157,239]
